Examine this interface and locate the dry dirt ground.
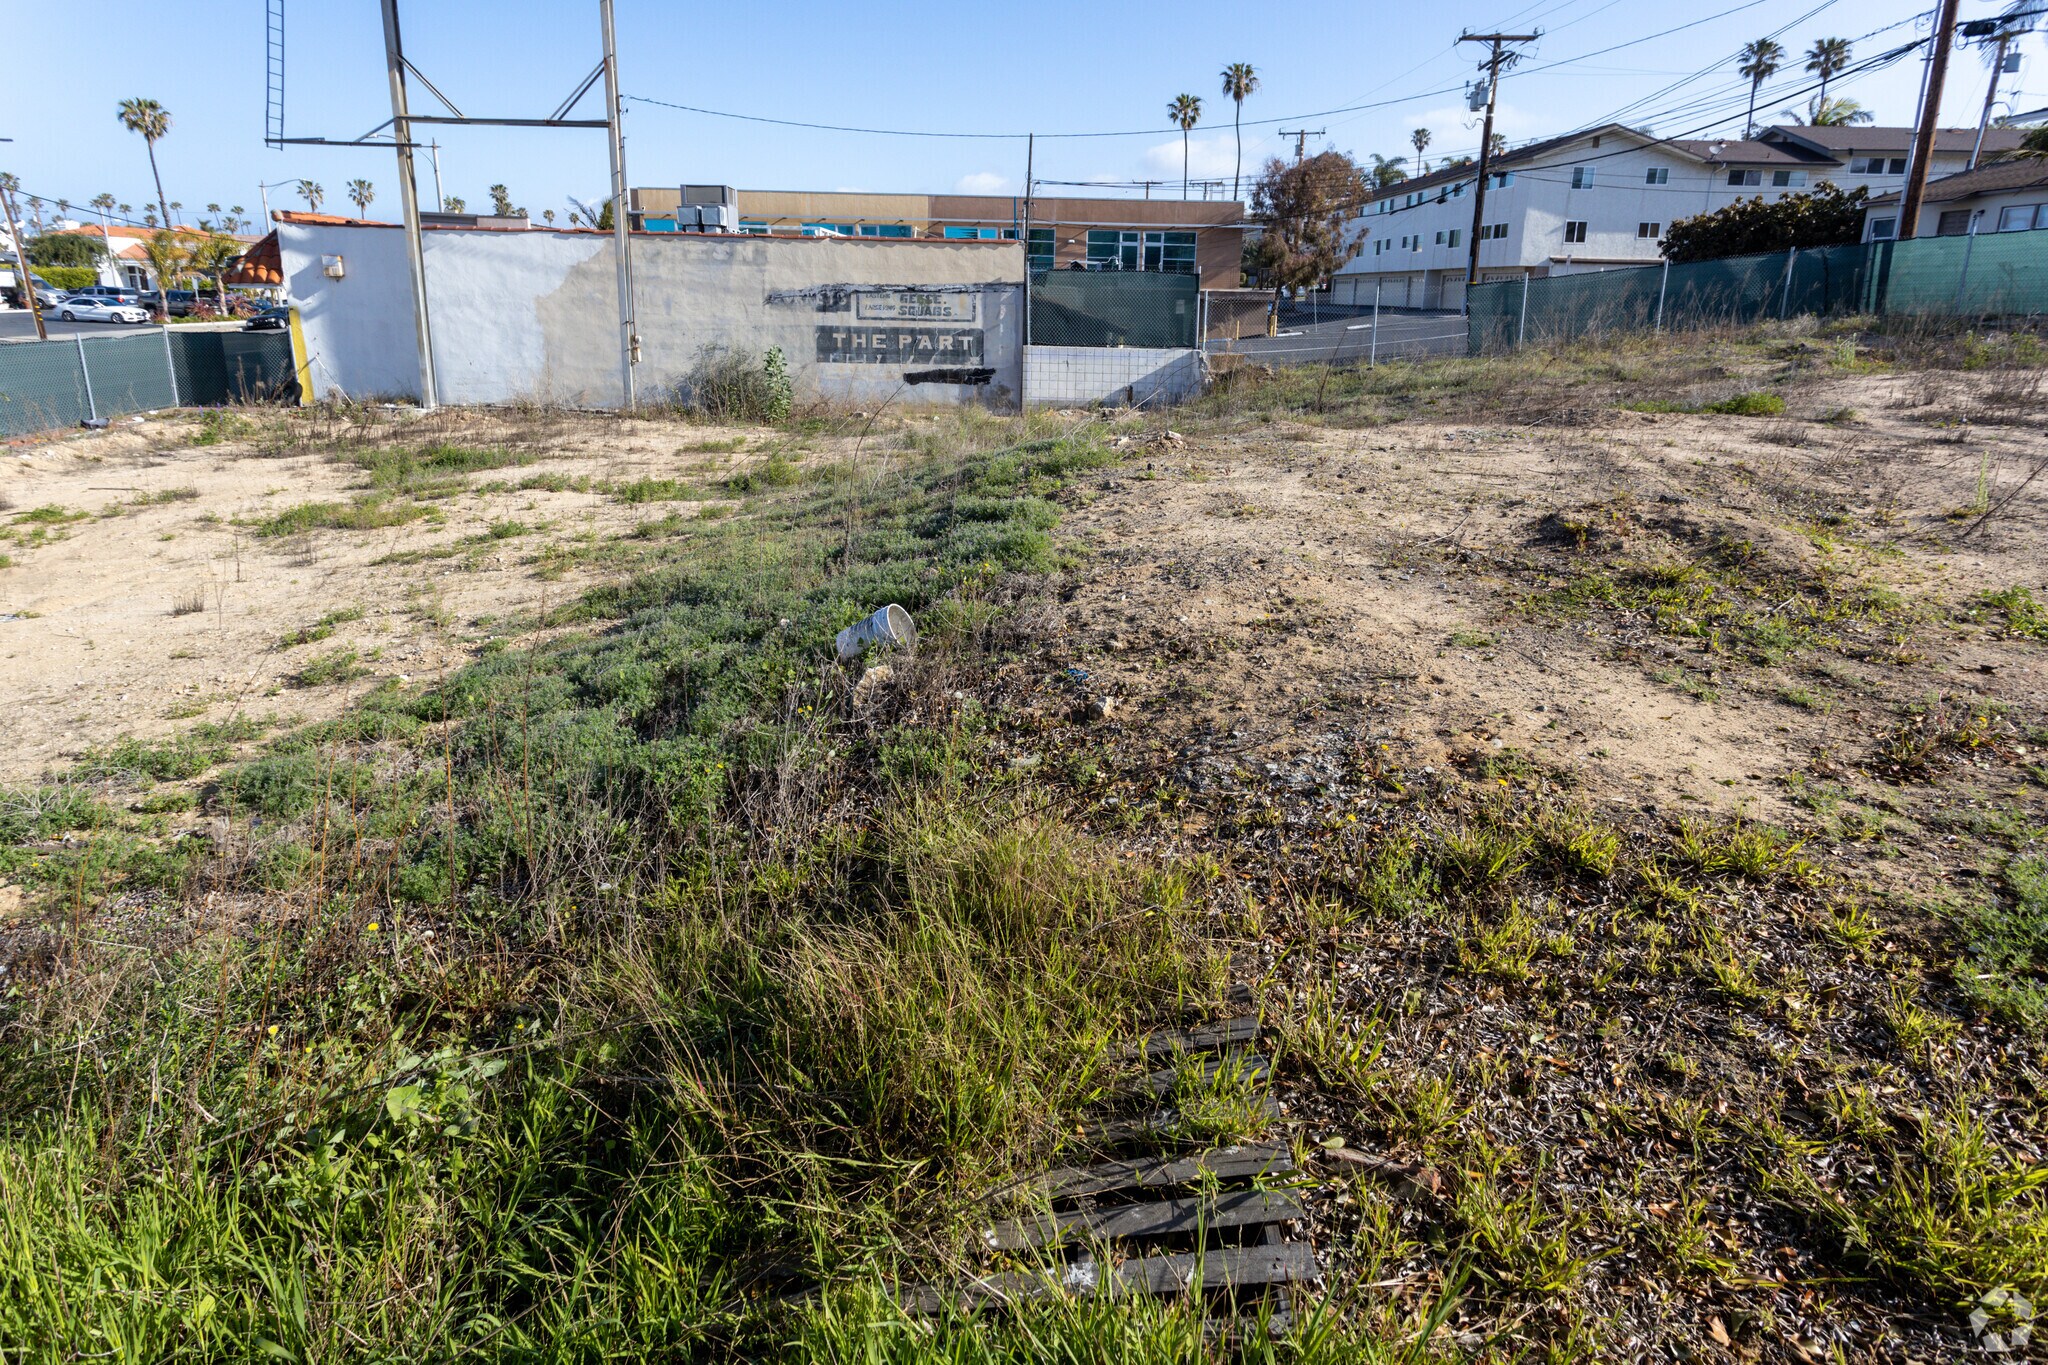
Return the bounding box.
[0,408,785,783]
[1027,369,2044,883]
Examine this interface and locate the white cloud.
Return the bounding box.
[1142,132,1275,183]
[955,171,1012,195]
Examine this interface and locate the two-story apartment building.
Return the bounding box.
[1331,123,2025,311]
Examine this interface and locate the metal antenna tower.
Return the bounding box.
[263,1,639,411]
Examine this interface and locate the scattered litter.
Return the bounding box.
[80,418,109,430]
[835,604,916,662]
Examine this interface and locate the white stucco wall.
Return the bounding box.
[279,223,1024,408]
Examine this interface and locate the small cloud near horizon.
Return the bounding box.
[955,171,1012,194]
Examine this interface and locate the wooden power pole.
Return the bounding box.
[1899,0,1963,240]
[1461,32,1537,298]
[0,178,46,340]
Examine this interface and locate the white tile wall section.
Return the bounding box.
[1023,345,1204,407]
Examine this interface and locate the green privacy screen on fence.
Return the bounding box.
[0,328,295,438]
[1029,270,1199,349]
[1468,231,2048,354]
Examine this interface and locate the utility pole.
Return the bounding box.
[1460,32,1537,296]
[428,139,445,211]
[380,0,439,409]
[1,177,47,340]
[1899,0,1963,241]
[1279,128,1326,162]
[599,0,637,409]
[1969,27,2017,171]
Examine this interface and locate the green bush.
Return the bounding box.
[1662,183,1870,264]
[38,266,97,292]
[676,344,791,423]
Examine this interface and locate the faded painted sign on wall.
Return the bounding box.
[816,327,984,365]
[854,291,979,322]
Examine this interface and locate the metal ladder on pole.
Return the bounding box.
[264,0,286,149]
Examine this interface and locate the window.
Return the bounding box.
[1563,221,1588,244]
[737,220,771,235]
[1851,156,1908,175]
[1488,171,1514,189]
[1644,166,1669,185]
[1411,235,1421,252]
[1638,222,1661,238]
[1937,209,1974,236]
[1771,170,1807,188]
[1084,228,1196,273]
[1868,217,1897,240]
[1570,166,1595,189]
[1434,230,1445,244]
[1481,223,1509,240]
[1026,227,1054,270]
[1447,228,1462,248]
[1998,204,2045,232]
[1727,169,1762,187]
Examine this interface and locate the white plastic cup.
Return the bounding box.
[835,604,917,662]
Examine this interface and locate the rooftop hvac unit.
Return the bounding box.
[680,184,737,207]
[661,203,736,232]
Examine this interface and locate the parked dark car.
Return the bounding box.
[243,306,291,331]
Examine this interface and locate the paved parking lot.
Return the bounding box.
[1207,308,1469,366]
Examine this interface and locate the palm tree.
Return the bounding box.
[489,184,515,216]
[189,233,242,313]
[143,209,159,228]
[230,205,246,235]
[90,193,114,242]
[1168,94,1203,200]
[118,203,132,218]
[542,208,556,225]
[1738,39,1785,137]
[116,98,173,229]
[296,180,324,212]
[138,229,191,320]
[347,179,375,218]
[566,209,580,226]
[1804,37,1852,109]
[1410,127,1433,175]
[1788,95,1874,127]
[444,195,466,213]
[1368,153,1409,189]
[1220,63,1259,201]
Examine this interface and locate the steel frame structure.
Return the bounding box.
[264,1,638,410]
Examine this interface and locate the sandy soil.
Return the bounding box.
[1029,369,2047,843]
[0,409,766,783]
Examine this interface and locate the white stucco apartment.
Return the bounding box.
[1331,123,2026,312]
[1861,156,2048,241]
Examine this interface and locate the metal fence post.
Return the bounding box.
[1517,271,1530,347]
[1370,282,1380,368]
[1779,247,1799,320]
[1955,214,1980,313]
[75,336,97,420]
[160,325,180,406]
[1655,258,1669,331]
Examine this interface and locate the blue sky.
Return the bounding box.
[2,0,2041,230]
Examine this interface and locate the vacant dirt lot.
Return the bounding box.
[0,408,781,782]
[996,365,2043,865]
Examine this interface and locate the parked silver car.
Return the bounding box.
[57,297,151,325]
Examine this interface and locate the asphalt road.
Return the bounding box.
[1207,309,1469,366]
[0,309,165,343]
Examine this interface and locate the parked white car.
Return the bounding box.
[57,297,151,325]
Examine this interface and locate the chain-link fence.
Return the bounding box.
[1028,270,1199,349]
[0,327,297,437]
[1468,231,2048,354]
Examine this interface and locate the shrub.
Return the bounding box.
[38,265,98,292]
[1662,183,1870,264]
[675,344,792,424]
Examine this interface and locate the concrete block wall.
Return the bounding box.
[279,223,1023,408]
[1023,345,1205,407]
